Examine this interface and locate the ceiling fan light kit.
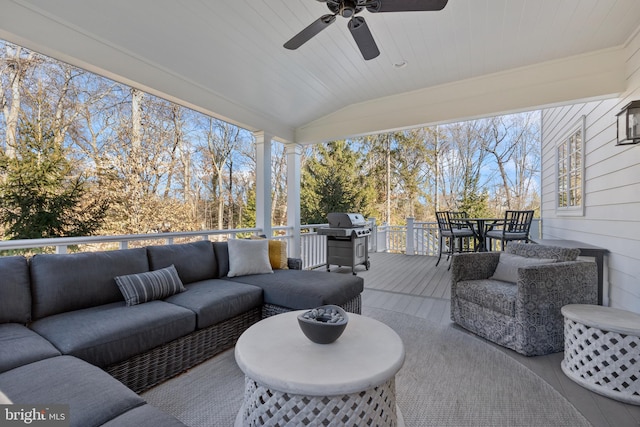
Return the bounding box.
[285,0,449,60]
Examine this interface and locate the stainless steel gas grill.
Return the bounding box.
[318,213,371,275]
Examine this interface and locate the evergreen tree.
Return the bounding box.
[242,185,257,228]
[300,141,375,224]
[0,121,108,239]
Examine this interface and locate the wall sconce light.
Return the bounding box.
[616,100,640,145]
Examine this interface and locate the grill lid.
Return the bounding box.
[327,213,367,228]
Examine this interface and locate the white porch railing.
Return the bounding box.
[373,217,541,255]
[0,218,541,269]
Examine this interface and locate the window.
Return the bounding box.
[556,116,585,216]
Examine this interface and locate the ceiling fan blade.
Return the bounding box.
[348,16,380,60]
[367,0,448,13]
[284,14,336,50]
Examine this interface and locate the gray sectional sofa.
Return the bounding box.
[0,240,363,427]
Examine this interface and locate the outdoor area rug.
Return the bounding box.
[142,307,591,426]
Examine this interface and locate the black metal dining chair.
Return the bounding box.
[436,211,479,269]
[484,210,534,251]
[435,211,453,267]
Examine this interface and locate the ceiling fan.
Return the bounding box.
[284,0,449,60]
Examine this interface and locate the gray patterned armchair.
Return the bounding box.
[450,243,598,356]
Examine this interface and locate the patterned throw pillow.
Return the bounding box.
[115,265,185,306]
[490,253,556,284]
[268,240,288,270]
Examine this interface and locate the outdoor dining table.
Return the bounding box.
[458,217,501,252]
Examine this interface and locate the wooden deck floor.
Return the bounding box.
[322,252,640,427]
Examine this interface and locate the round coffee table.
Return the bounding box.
[234,311,405,426]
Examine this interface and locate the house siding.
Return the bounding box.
[541,28,640,312]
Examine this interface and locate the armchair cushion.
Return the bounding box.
[455,279,517,316]
[506,242,580,262]
[490,253,556,284]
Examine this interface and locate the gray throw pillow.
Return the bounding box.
[490,253,556,283]
[227,239,273,277]
[115,265,185,306]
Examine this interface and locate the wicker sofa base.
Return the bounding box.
[106,307,262,393]
[262,294,362,318]
[105,295,362,394]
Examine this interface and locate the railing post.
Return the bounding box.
[368,217,377,253]
[377,223,388,253]
[406,217,414,255]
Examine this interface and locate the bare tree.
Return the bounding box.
[481,112,541,212]
[198,118,246,229]
[395,129,429,219]
[437,121,490,216]
[270,143,287,226]
[1,42,40,158]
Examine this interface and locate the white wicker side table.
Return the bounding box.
[561,304,640,405]
[234,311,405,426]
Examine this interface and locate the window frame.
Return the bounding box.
[555,115,585,216]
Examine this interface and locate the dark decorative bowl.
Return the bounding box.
[297,305,349,344]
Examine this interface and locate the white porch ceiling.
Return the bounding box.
[1,0,639,143]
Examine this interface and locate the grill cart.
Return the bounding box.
[318,213,371,275]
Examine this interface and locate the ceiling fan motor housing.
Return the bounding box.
[327,0,366,18]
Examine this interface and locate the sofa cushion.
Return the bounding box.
[164,279,263,329]
[456,279,517,316]
[227,239,273,277]
[213,242,231,278]
[147,241,217,284]
[490,253,556,284]
[228,270,363,309]
[30,301,195,368]
[0,324,60,373]
[100,404,187,427]
[30,248,149,320]
[115,265,186,306]
[0,256,31,324]
[0,356,145,427]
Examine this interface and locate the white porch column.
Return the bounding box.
[286,143,302,258]
[254,131,272,238]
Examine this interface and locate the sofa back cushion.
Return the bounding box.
[146,241,217,284]
[30,248,149,320]
[0,256,31,324]
[213,242,230,278]
[506,243,580,262]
